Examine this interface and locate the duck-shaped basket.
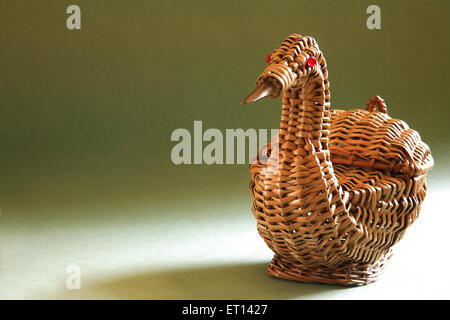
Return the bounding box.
[242,34,433,286]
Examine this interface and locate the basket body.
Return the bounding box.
[250,106,430,286]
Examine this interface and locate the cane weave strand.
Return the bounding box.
[247,34,433,286]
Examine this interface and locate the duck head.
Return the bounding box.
[241,34,322,104]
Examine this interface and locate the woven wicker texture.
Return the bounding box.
[244,34,433,286]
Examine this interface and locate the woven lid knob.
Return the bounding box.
[366,96,387,113]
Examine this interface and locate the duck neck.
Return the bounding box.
[279,72,331,153]
[274,70,354,264]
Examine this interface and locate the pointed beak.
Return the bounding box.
[240,81,278,104]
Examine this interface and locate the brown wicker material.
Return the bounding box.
[242,34,433,286]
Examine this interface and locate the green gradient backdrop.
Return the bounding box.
[0,0,449,299]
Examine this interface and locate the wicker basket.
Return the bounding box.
[242,34,433,286]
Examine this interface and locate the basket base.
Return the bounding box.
[267,252,393,286]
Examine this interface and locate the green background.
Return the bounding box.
[0,0,449,299]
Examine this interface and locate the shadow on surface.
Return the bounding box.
[89,262,348,299]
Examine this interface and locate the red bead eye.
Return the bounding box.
[307,57,317,67]
[266,53,272,64]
